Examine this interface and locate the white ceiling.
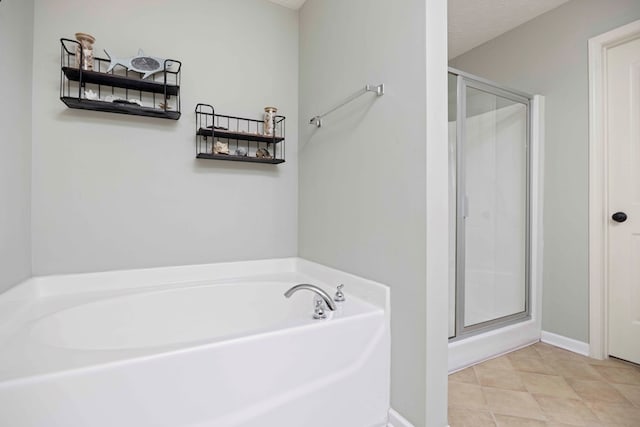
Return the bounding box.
[267,0,572,60]
[448,0,571,59]
[266,0,306,10]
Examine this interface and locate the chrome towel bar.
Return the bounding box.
[309,83,385,128]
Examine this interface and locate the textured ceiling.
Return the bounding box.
[448,0,571,59]
[266,0,306,10]
[267,0,571,59]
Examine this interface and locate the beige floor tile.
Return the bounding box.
[591,365,640,386]
[587,357,640,369]
[533,342,569,355]
[583,422,625,427]
[475,365,526,391]
[587,401,640,427]
[450,381,487,409]
[509,356,557,375]
[533,394,599,425]
[450,367,480,385]
[478,356,516,371]
[520,372,580,399]
[508,346,544,361]
[531,341,558,354]
[535,344,587,364]
[610,383,640,407]
[546,423,588,427]
[548,359,604,381]
[448,407,496,427]
[566,379,633,405]
[493,414,547,427]
[449,344,640,427]
[483,387,546,420]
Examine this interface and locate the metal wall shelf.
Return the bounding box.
[196,153,285,164]
[195,104,286,165]
[61,97,181,120]
[196,128,285,144]
[62,67,180,96]
[59,38,181,120]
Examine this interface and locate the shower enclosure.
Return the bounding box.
[448,68,532,342]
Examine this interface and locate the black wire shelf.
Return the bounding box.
[61,97,181,120]
[62,67,180,96]
[195,103,286,165]
[59,38,181,120]
[195,128,284,144]
[196,153,285,164]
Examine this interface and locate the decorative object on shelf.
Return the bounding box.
[213,140,230,155]
[256,148,272,159]
[74,32,95,70]
[207,125,229,131]
[104,49,172,79]
[195,104,285,164]
[234,147,248,157]
[113,98,143,107]
[103,95,143,107]
[60,38,182,120]
[84,89,99,100]
[263,106,278,136]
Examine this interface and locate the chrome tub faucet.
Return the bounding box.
[284,284,337,319]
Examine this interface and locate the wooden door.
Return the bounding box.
[607,35,640,364]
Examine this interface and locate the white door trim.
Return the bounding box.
[588,19,640,360]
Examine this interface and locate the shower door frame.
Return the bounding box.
[450,67,533,340]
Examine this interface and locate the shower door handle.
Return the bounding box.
[461,195,469,218]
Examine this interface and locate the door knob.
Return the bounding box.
[612,212,628,223]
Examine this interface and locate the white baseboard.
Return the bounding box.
[541,331,589,356]
[388,408,414,427]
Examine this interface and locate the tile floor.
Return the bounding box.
[448,342,640,427]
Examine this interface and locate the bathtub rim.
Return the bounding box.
[2,258,388,311]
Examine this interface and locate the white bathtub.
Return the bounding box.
[0,258,390,427]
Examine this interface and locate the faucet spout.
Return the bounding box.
[284,284,337,311]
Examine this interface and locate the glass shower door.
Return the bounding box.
[448,73,458,339]
[452,74,530,338]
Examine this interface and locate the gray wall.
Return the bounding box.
[30,0,298,275]
[299,0,429,424]
[450,0,640,342]
[0,0,33,292]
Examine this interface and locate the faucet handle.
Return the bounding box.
[313,299,327,319]
[334,284,346,302]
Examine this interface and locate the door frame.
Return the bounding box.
[588,19,640,360]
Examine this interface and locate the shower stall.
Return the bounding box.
[447,68,544,371]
